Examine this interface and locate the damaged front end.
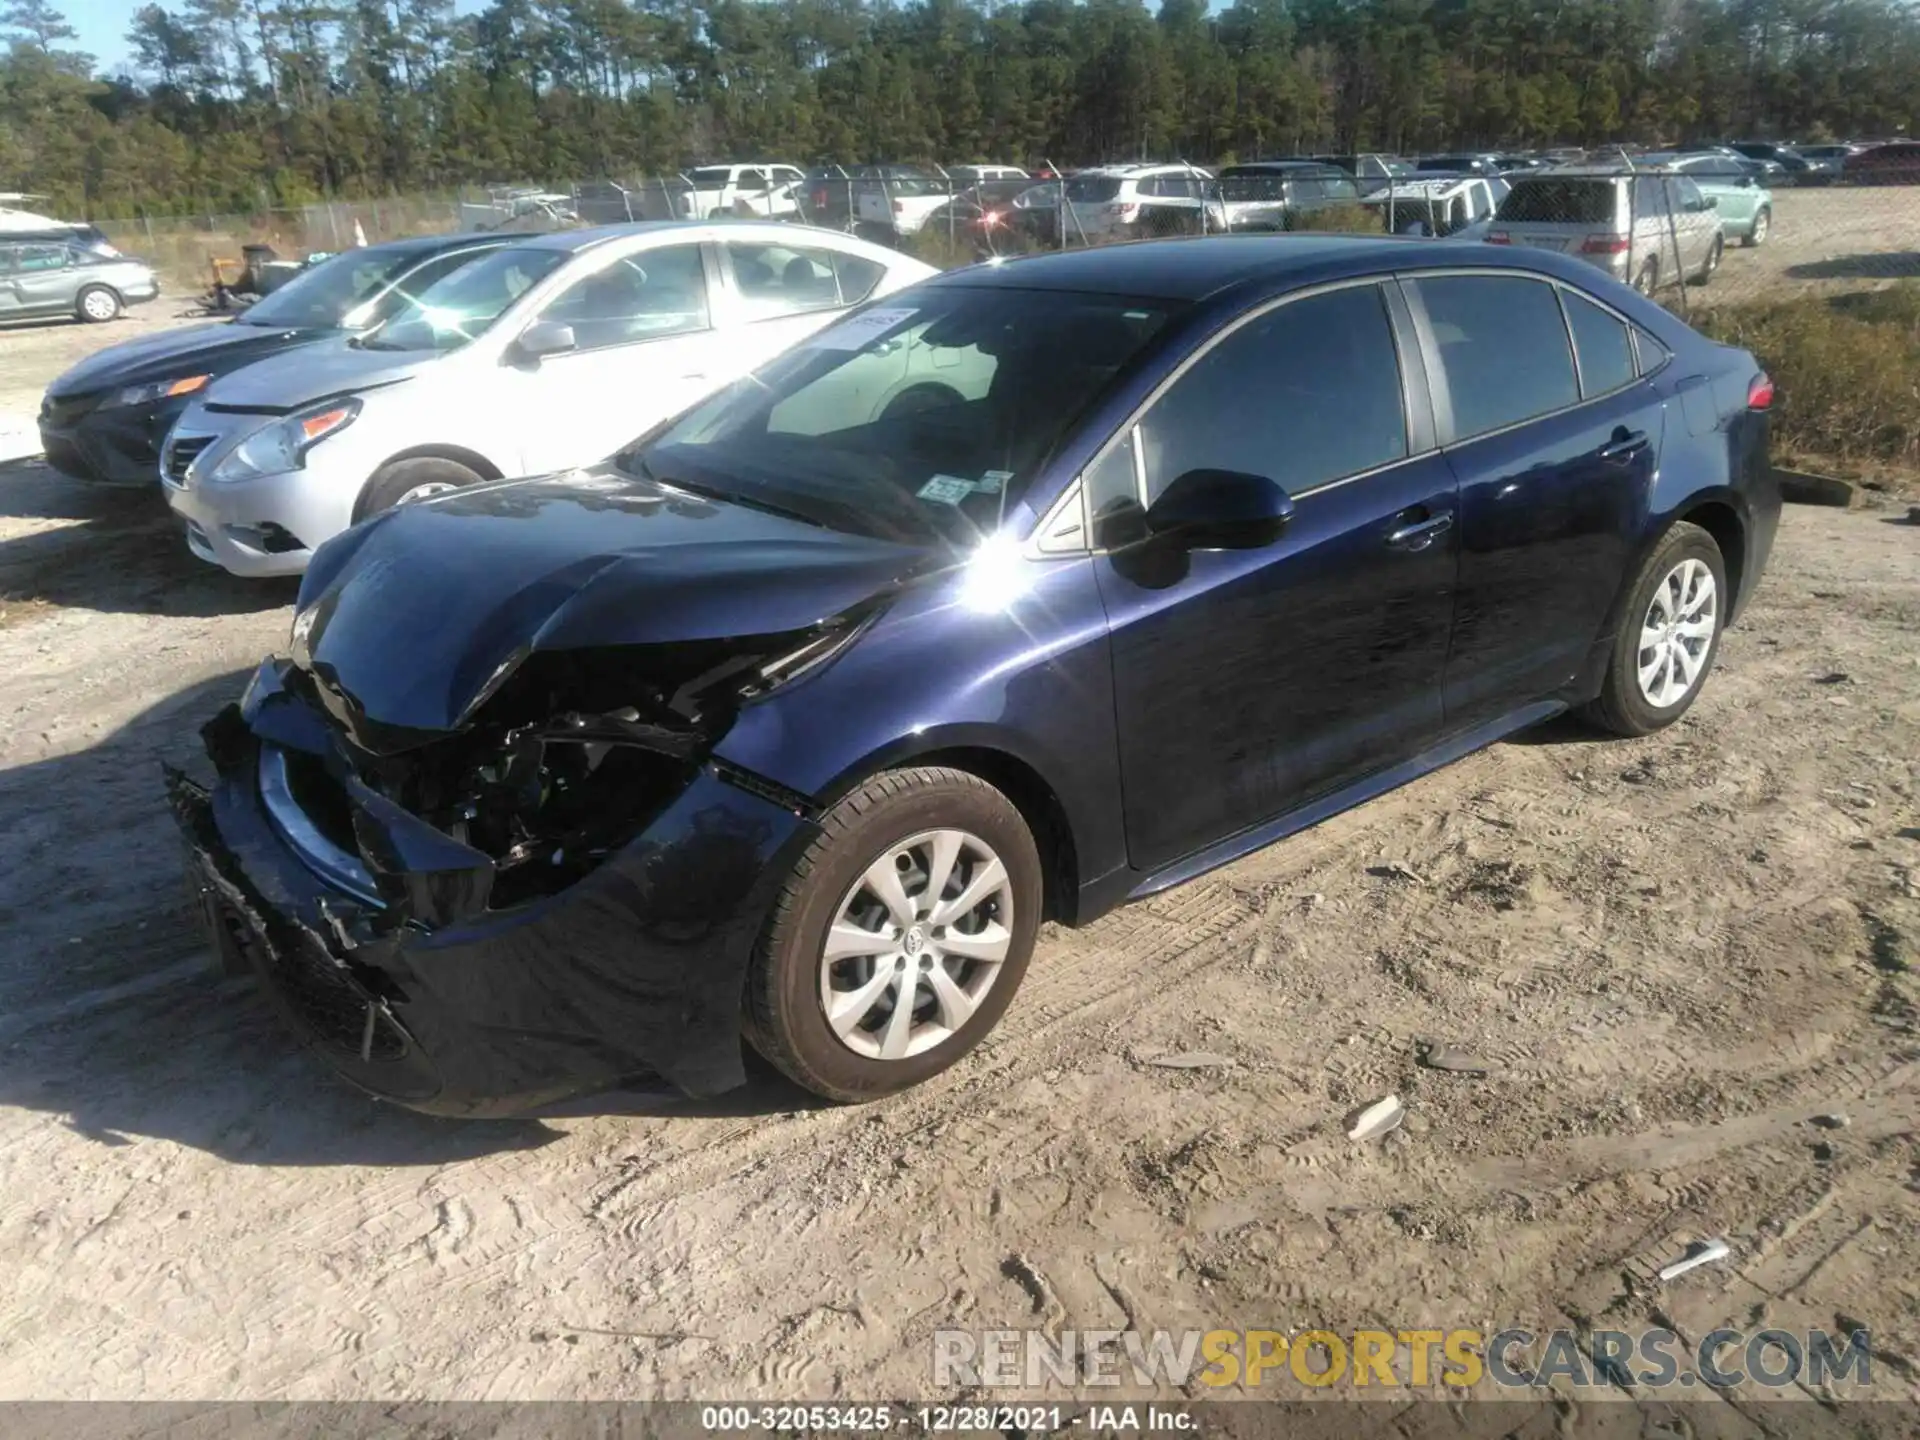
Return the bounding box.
[168,624,851,1115]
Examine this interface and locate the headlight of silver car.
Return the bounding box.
[111,374,209,408]
[207,398,361,484]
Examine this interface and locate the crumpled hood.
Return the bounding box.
[49,320,315,398]
[201,333,422,412]
[295,466,931,751]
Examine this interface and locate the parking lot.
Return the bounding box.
[0,277,1917,1408]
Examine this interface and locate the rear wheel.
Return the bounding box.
[353,456,484,524]
[76,286,122,323]
[1581,522,1727,737]
[1632,259,1658,295]
[744,766,1042,1103]
[1744,207,1770,247]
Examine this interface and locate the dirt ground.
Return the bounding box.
[0,287,1916,1414]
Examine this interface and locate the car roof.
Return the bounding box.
[500,219,831,253]
[1223,159,1343,172]
[1360,177,1484,200]
[923,233,1596,303]
[372,231,517,257]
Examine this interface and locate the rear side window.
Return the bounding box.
[1560,290,1637,397]
[1136,284,1408,503]
[1066,175,1122,203]
[725,240,844,318]
[1413,275,1579,439]
[1498,180,1615,225]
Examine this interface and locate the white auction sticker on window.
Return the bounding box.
[917,475,974,505]
[809,306,918,350]
[976,470,1014,494]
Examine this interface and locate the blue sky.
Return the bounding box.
[72,0,154,71]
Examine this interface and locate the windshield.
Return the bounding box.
[242,248,424,330]
[621,289,1180,547]
[362,246,567,352]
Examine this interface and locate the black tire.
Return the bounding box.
[744,766,1043,1103]
[1632,259,1658,295]
[1693,235,1723,285]
[880,382,965,419]
[1743,207,1770,248]
[76,285,122,323]
[353,456,484,524]
[1580,521,1728,738]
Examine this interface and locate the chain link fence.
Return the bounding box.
[90,162,1919,326]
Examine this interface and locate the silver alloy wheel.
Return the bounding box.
[80,289,118,321]
[818,828,1014,1061]
[394,481,458,506]
[1637,558,1717,708]
[1751,209,1769,245]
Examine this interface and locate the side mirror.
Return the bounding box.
[512,319,576,362]
[1704,196,1720,210]
[1145,469,1294,550]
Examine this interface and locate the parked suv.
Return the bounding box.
[1214,162,1362,231]
[1063,164,1220,240]
[1,238,158,324]
[1639,152,1773,246]
[1490,170,1725,293]
[1362,175,1502,238]
[678,164,806,219]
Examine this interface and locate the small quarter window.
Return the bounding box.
[1560,290,1637,397]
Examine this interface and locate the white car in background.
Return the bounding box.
[160,222,934,577]
[678,164,807,219]
[1062,163,1220,240]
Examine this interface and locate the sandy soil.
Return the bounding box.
[0,285,1916,1413]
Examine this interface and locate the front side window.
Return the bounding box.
[1560,290,1637,397]
[363,245,568,351]
[627,288,1178,546]
[725,241,844,319]
[1413,275,1579,440]
[1136,284,1409,505]
[536,243,709,350]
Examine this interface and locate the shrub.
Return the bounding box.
[1694,284,1920,465]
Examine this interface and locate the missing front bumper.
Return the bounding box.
[168,701,819,1116]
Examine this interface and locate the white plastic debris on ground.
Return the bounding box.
[0,412,41,464]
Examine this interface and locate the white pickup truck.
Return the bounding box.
[678,165,807,220]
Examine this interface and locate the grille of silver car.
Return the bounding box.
[163,433,213,486]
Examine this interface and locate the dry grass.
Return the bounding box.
[1694,282,1920,466]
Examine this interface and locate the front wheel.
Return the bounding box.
[744,766,1043,1102]
[1581,521,1727,737]
[76,286,122,323]
[353,456,484,524]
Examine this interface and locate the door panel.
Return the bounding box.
[1409,274,1660,722]
[1090,281,1457,874]
[509,242,720,474]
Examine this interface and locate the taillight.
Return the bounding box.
[892,200,906,213]
[1581,235,1631,254]
[811,186,828,208]
[1748,372,1775,410]
[1107,202,1139,221]
[1486,230,1511,244]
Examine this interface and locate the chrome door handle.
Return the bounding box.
[1597,429,1649,464]
[1385,512,1454,550]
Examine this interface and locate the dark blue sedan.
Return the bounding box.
[170,236,1778,1114]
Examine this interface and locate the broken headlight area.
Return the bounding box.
[266,618,864,914]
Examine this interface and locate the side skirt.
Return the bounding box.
[1126,700,1568,902]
